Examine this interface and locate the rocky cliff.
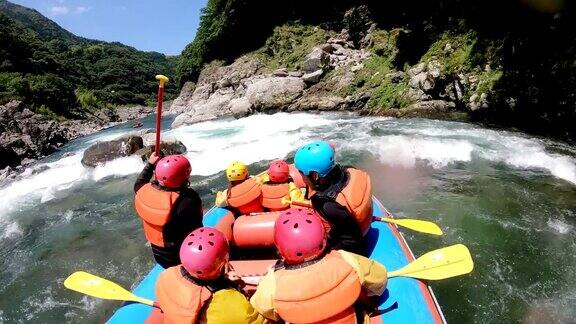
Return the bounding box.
[175,1,576,142]
[170,7,497,129]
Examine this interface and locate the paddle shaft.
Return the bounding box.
[155,83,165,156]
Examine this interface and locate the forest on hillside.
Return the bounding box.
[0,0,178,119]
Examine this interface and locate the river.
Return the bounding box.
[0,112,574,323]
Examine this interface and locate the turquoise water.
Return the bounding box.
[0,113,574,323]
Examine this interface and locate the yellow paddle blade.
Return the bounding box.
[388,244,474,280]
[381,217,443,235]
[64,271,154,306]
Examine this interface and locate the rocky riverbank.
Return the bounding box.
[169,6,495,129]
[0,101,171,181]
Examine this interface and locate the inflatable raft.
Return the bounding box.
[108,197,446,323]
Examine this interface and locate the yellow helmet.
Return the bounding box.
[226,161,248,181]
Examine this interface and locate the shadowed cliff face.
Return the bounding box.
[178,0,576,141]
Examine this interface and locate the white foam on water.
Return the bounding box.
[92,155,145,181]
[1,221,22,240]
[0,112,343,219]
[367,135,475,168]
[547,219,573,234]
[167,112,341,175]
[381,120,576,184]
[1,112,574,222]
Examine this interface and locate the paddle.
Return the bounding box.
[287,199,443,235]
[387,244,474,280]
[373,216,443,236]
[64,244,473,306]
[64,271,154,306]
[154,75,169,156]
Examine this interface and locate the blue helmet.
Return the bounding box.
[294,140,335,177]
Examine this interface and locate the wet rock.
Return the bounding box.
[228,97,253,118]
[386,71,405,83]
[136,140,187,162]
[289,95,344,111]
[245,77,305,110]
[407,100,455,111]
[0,166,14,182]
[302,69,324,84]
[408,63,426,77]
[81,135,144,167]
[273,68,289,77]
[302,47,330,73]
[288,71,303,77]
[410,72,435,92]
[469,93,490,111]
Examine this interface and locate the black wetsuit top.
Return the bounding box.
[310,165,365,255]
[134,162,203,268]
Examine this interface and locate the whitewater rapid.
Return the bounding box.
[1,113,574,219]
[1,112,575,323]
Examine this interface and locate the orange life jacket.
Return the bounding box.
[227,177,264,215]
[261,183,290,211]
[317,168,373,236]
[155,266,213,324]
[134,183,180,247]
[274,250,362,324]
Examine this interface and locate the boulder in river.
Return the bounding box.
[81,135,144,167]
[136,140,188,162]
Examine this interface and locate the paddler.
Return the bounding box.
[293,140,373,254]
[260,160,306,211]
[134,153,203,268]
[215,161,264,216]
[250,208,388,323]
[146,227,269,324]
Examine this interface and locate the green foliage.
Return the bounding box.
[368,29,402,60]
[36,105,64,121]
[369,81,410,111]
[177,0,230,84]
[0,71,25,103]
[257,23,332,70]
[420,31,477,74]
[348,56,410,110]
[0,2,178,117]
[27,74,75,114]
[474,69,503,97]
[75,88,102,112]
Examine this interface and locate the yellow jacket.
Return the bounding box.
[200,288,269,324]
[250,250,387,322]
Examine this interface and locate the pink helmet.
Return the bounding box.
[155,155,191,189]
[268,160,290,183]
[180,227,229,280]
[274,208,326,264]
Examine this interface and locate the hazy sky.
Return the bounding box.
[10,0,208,55]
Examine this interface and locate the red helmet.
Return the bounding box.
[274,208,326,264]
[180,227,229,280]
[268,160,290,183]
[155,155,191,189]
